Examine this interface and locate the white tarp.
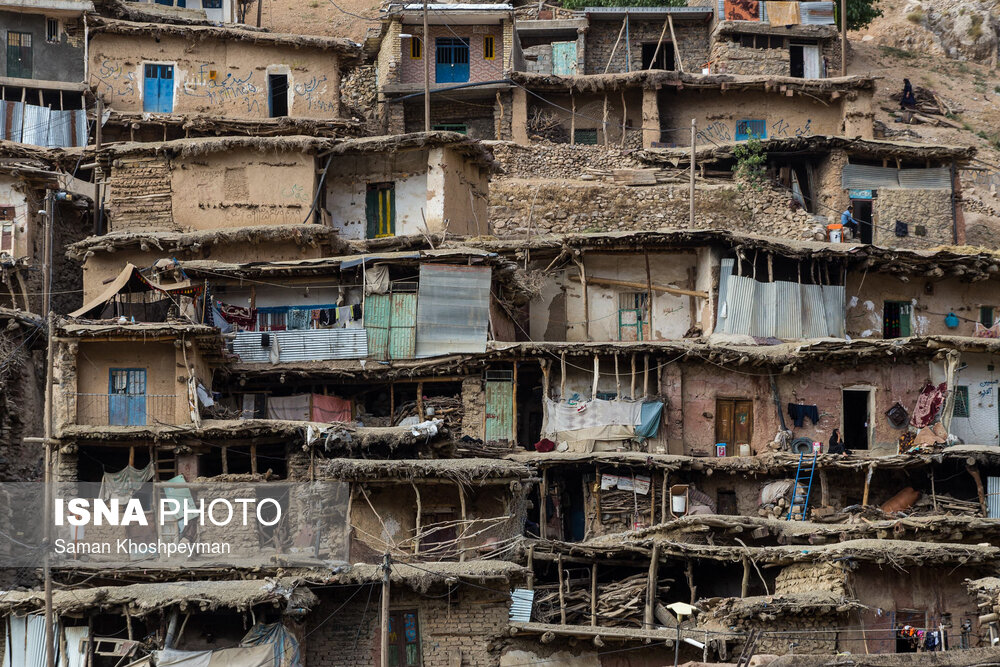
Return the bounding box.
[542,397,643,434]
[154,644,274,666]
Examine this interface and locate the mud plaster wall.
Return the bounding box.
[461,376,486,438]
[659,89,846,146]
[0,176,33,263]
[90,33,343,118]
[440,147,490,236]
[518,90,645,147]
[531,251,705,342]
[326,150,429,240]
[845,272,1000,339]
[873,188,955,248]
[846,565,985,653]
[502,642,699,666]
[584,19,710,75]
[950,353,1000,446]
[677,360,930,457]
[349,483,509,561]
[0,345,45,481]
[80,239,326,302]
[307,586,510,667]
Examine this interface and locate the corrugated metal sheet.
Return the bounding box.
[822,284,845,337]
[989,476,1000,519]
[389,293,417,359]
[366,294,391,360]
[841,164,900,189]
[509,588,534,622]
[0,101,23,142]
[415,264,490,358]
[898,167,952,190]
[22,104,50,147]
[774,281,802,339]
[724,274,755,336]
[800,1,836,25]
[485,379,514,443]
[48,110,71,148]
[74,109,88,147]
[5,614,53,667]
[800,284,827,338]
[750,281,776,338]
[716,258,734,333]
[233,329,367,362]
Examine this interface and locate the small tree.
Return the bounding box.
[732,135,767,192]
[843,0,883,32]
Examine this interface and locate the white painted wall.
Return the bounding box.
[951,353,1000,446]
[0,176,28,260]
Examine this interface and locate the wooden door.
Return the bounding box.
[715,398,752,455]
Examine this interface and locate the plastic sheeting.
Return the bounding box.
[240,623,301,667]
[543,397,643,434]
[154,644,275,666]
[635,401,663,439]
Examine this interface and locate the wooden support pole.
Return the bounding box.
[644,544,660,629]
[458,482,468,561]
[614,354,621,398]
[541,359,551,401]
[604,17,627,73]
[250,443,257,475]
[819,469,829,507]
[649,473,656,525]
[590,562,598,626]
[128,446,135,467]
[686,561,696,605]
[667,15,684,72]
[540,468,548,541]
[630,353,637,399]
[512,361,519,446]
[862,463,874,506]
[931,471,938,512]
[648,18,669,70]
[741,557,750,598]
[390,383,395,422]
[221,445,228,475]
[643,354,650,397]
[412,482,422,555]
[967,463,988,516]
[560,352,567,400]
[592,355,600,400]
[558,553,567,625]
[380,553,391,667]
[620,88,627,148]
[602,95,609,147]
[575,256,590,341]
[644,251,655,340]
[567,274,707,298]
[416,381,424,418]
[570,93,576,145]
[527,545,535,590]
[660,472,668,523]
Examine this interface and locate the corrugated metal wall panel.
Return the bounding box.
[800,1,836,24]
[822,284,845,337]
[509,588,534,622]
[389,293,417,359]
[988,476,1000,519]
[415,264,491,358]
[750,281,776,338]
[233,329,367,362]
[365,294,391,360]
[841,164,899,189]
[74,109,88,147]
[774,281,802,339]
[22,104,50,147]
[484,380,514,443]
[47,110,71,148]
[897,167,952,190]
[801,284,827,338]
[724,274,755,336]
[716,258,734,334]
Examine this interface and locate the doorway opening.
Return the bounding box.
[641,42,674,70]
[851,199,873,244]
[842,388,871,450]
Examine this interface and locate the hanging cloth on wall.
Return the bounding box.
[765,1,800,24]
[218,302,256,328]
[910,382,947,428]
[99,463,154,502]
[724,0,759,21]
[364,265,390,295]
[787,403,820,427]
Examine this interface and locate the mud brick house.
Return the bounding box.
[374,3,517,139]
[0,0,93,146]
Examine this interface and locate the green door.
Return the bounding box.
[6,31,32,79]
[366,182,395,239]
[366,293,416,360]
[484,379,514,444]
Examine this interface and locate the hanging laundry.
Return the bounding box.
[311,394,352,423]
[286,309,312,331]
[910,382,947,428]
[351,304,363,321]
[211,304,233,333]
[99,463,154,502]
[724,0,759,21]
[365,265,390,295]
[765,1,799,24]
[267,394,311,421]
[218,302,256,328]
[787,403,820,427]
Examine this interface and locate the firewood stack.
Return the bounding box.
[532,572,673,628]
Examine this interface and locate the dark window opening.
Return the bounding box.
[717,490,738,515]
[883,301,912,338]
[641,42,674,70]
[432,123,467,134]
[737,33,782,49]
[268,74,289,117]
[981,306,995,327]
[411,37,422,59]
[46,19,60,43]
[842,389,871,450]
[574,128,598,145]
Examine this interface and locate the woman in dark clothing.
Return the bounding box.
[828,428,847,455]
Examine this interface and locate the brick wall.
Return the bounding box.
[584,20,709,74]
[399,25,505,85]
[305,585,510,666]
[106,157,177,232]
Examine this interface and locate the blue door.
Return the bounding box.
[552,41,577,75]
[109,368,147,426]
[435,38,470,83]
[143,64,174,113]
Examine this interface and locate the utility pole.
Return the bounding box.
[380,552,392,667]
[423,0,430,132]
[41,188,56,667]
[840,0,847,76]
[689,119,696,226]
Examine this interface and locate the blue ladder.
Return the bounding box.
[787,452,818,521]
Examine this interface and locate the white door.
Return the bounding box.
[802,45,822,78]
